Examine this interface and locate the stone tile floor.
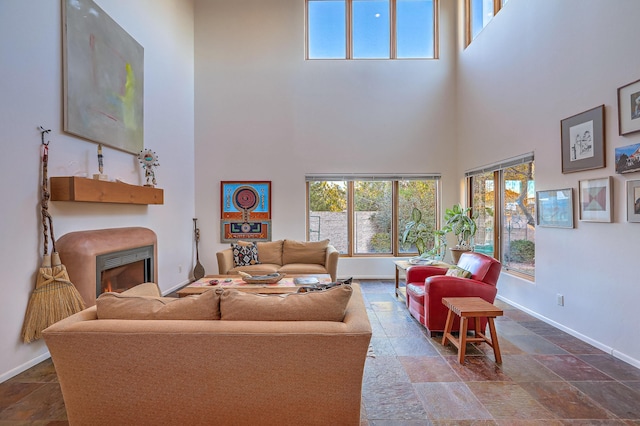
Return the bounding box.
[1,279,639,425]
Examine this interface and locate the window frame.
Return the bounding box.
[464,0,502,47]
[466,153,535,279]
[306,174,441,257]
[305,0,440,60]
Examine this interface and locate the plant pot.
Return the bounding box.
[449,247,471,264]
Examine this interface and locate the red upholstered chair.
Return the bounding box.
[405,252,502,337]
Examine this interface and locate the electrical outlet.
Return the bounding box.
[178,264,183,273]
[556,294,564,306]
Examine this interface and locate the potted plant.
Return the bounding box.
[442,203,478,264]
[401,207,432,257]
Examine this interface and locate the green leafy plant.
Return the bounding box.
[442,204,478,249]
[401,207,432,256]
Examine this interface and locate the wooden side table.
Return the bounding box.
[441,297,503,364]
[393,260,411,300]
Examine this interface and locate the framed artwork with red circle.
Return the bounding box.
[220,181,271,242]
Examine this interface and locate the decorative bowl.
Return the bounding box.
[240,273,286,284]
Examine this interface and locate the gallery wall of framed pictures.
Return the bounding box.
[542,77,640,228]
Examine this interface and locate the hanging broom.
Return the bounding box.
[22,128,85,343]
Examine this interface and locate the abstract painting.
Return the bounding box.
[579,177,612,222]
[220,181,272,242]
[63,0,144,154]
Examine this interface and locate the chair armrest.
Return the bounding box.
[325,245,339,281]
[425,276,498,302]
[406,265,448,284]
[216,248,234,274]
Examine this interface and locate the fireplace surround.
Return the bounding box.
[56,227,158,307]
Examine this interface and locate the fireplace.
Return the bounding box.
[57,228,158,307]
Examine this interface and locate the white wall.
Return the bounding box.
[457,0,640,367]
[193,0,460,279]
[0,0,195,381]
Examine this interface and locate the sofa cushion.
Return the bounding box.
[96,289,222,320]
[256,240,283,265]
[220,284,352,321]
[278,263,329,276]
[282,239,329,266]
[232,242,260,267]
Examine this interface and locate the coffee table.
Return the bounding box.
[176,274,333,297]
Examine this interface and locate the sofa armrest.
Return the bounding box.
[325,245,339,281]
[406,265,448,284]
[217,248,234,274]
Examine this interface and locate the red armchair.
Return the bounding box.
[405,252,502,337]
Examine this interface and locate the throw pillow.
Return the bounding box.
[282,239,329,266]
[96,288,222,320]
[232,242,260,267]
[256,240,284,265]
[445,266,472,278]
[220,284,352,321]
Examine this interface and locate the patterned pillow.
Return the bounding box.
[445,266,472,278]
[232,242,260,267]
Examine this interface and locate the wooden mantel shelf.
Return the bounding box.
[50,176,164,205]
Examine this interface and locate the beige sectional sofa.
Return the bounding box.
[216,239,339,281]
[43,282,371,426]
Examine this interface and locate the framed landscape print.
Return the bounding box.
[626,179,640,222]
[561,105,605,174]
[536,188,574,228]
[615,142,640,174]
[617,78,640,136]
[578,177,613,222]
[220,181,272,242]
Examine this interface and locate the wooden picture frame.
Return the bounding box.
[626,179,640,223]
[578,176,613,222]
[561,105,605,174]
[536,188,574,228]
[615,142,640,174]
[220,181,272,242]
[617,78,640,136]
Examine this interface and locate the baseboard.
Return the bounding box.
[496,295,640,370]
[0,351,51,384]
[163,279,191,296]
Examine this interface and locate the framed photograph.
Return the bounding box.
[615,142,640,174]
[617,78,640,136]
[578,177,613,222]
[561,105,605,174]
[626,179,640,222]
[220,181,272,242]
[536,188,574,228]
[62,0,144,154]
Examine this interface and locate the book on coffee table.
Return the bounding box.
[293,277,320,285]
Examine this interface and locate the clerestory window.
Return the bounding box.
[306,0,439,60]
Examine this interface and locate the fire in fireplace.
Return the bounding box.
[96,246,154,296]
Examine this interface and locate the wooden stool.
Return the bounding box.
[441,297,503,364]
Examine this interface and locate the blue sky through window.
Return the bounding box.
[307,0,435,59]
[308,1,346,58]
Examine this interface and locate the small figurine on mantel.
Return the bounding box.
[93,144,108,181]
[138,148,160,187]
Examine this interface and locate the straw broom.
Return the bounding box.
[22,129,85,343]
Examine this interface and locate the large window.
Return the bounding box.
[467,154,535,277]
[307,175,440,256]
[306,0,438,60]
